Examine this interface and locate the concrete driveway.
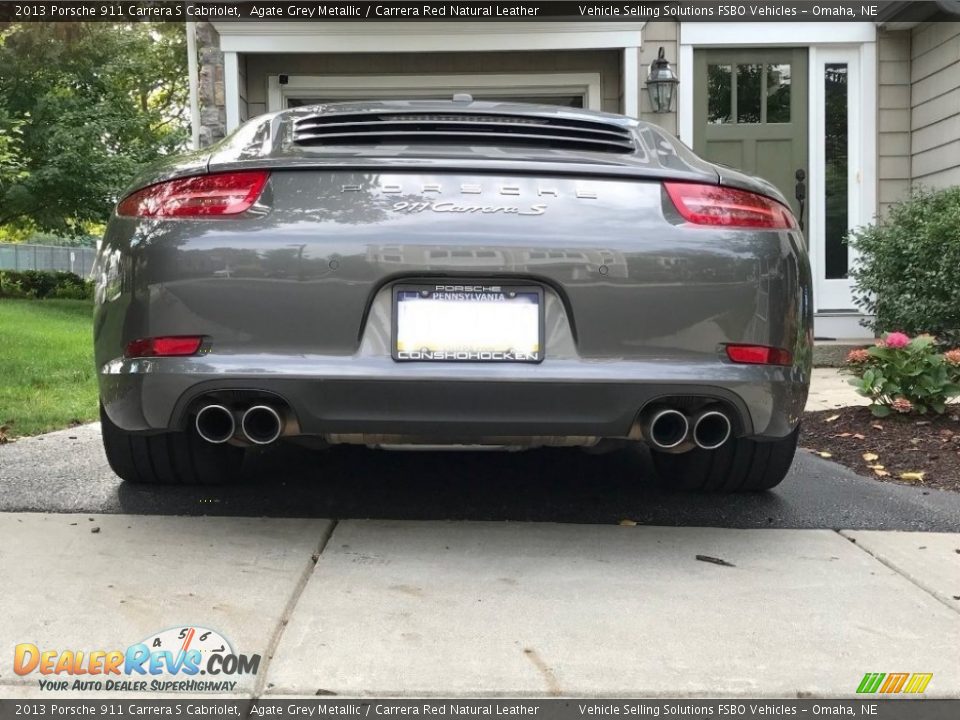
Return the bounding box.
[1,413,959,698]
[1,512,958,698]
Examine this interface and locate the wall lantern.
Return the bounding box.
[645,47,680,114]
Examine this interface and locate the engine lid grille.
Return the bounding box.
[292,111,636,154]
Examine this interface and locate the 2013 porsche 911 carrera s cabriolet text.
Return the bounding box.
[93,98,811,491]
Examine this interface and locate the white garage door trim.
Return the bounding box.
[214,21,644,53]
[266,73,603,113]
[213,21,644,131]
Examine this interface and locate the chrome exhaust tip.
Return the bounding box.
[693,410,732,450]
[195,404,235,444]
[646,408,690,451]
[241,405,283,445]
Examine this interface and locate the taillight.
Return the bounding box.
[125,336,204,359]
[116,171,269,218]
[664,182,797,230]
[725,344,793,366]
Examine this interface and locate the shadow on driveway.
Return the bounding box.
[114,443,800,527]
[3,421,958,529]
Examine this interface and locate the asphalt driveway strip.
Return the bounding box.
[1,423,959,530]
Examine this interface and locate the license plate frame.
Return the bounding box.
[392,283,544,363]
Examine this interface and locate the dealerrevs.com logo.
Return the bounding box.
[14,626,260,692]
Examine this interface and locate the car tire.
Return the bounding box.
[99,403,245,485]
[651,425,800,492]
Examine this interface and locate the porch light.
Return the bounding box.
[645,47,680,114]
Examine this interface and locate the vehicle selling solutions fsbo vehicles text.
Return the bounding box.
[577,5,812,17]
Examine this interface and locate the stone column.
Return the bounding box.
[196,22,226,147]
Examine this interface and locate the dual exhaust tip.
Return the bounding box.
[642,406,732,453]
[195,404,283,445]
[197,401,731,451]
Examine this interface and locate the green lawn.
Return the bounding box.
[0,298,98,438]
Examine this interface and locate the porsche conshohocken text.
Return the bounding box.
[397,350,540,361]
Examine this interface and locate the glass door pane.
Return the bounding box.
[812,45,864,314]
[824,63,849,280]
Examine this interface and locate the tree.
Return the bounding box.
[0,100,27,203]
[0,22,188,235]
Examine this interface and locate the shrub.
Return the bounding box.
[48,281,94,300]
[0,270,93,300]
[848,186,960,342]
[844,332,960,417]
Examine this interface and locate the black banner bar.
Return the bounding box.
[1,1,958,23]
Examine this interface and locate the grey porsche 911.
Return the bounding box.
[93,98,811,491]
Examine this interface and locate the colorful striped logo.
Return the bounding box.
[856,672,933,694]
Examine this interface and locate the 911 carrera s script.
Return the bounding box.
[391,201,547,216]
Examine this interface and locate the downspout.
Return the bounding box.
[186,21,201,150]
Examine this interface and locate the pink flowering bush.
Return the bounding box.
[846,348,870,364]
[891,397,913,414]
[883,332,910,349]
[844,333,960,417]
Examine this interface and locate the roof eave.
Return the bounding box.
[876,0,960,26]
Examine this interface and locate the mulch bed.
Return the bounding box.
[801,407,960,492]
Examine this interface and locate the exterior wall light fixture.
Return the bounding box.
[645,46,680,113]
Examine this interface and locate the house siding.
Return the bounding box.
[243,49,622,116]
[909,22,960,188]
[877,29,912,218]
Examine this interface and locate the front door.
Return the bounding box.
[693,48,809,226]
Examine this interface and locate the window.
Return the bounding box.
[707,62,792,125]
[766,64,792,123]
[824,63,849,280]
[707,65,732,124]
[736,64,763,123]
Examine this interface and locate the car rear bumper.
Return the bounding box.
[99,354,808,441]
[95,170,813,443]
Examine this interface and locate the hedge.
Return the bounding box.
[0,270,94,300]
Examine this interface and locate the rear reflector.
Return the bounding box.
[125,336,204,359]
[664,182,797,230]
[725,344,793,366]
[116,171,269,218]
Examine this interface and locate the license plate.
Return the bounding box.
[393,284,543,362]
